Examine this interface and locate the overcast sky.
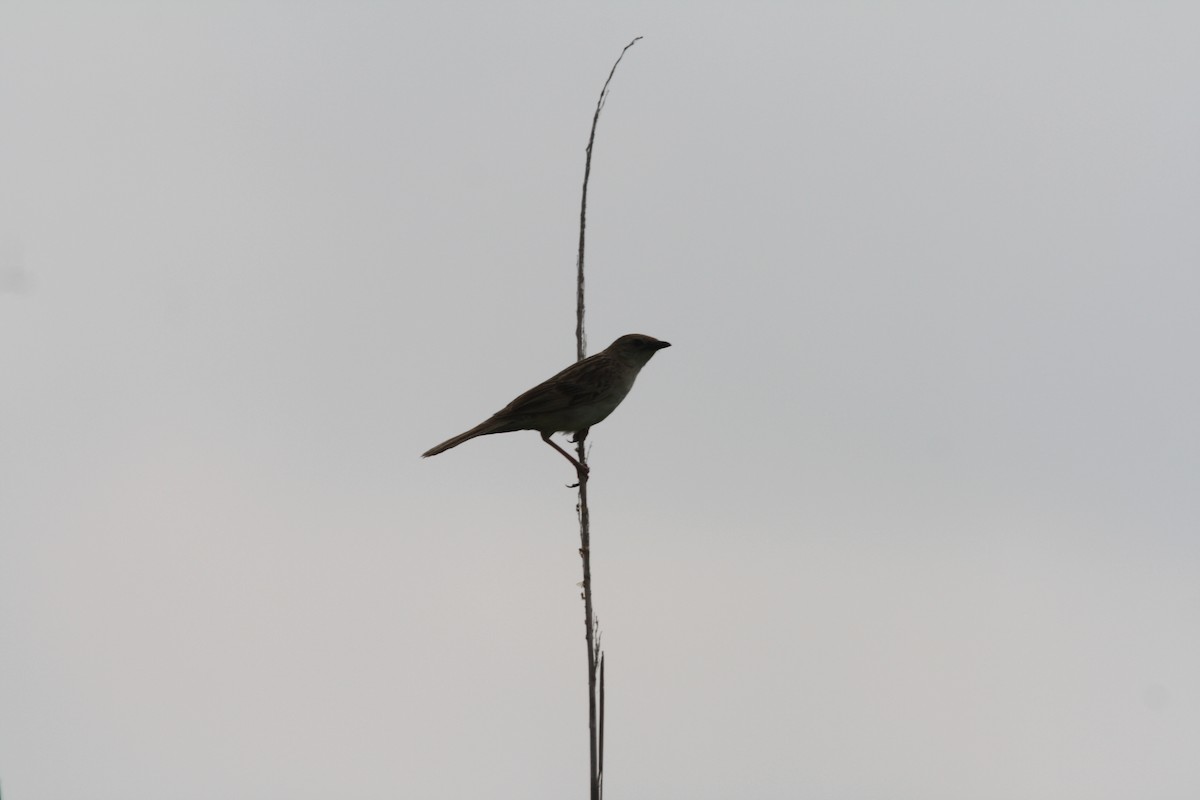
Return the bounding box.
[2,2,1199,798]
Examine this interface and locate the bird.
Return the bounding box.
[422,333,671,472]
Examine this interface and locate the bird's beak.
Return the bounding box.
[654,340,671,350]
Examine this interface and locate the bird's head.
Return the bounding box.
[607,333,671,368]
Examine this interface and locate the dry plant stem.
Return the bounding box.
[575,443,597,799]
[576,35,643,364]
[598,651,606,793]
[576,36,640,800]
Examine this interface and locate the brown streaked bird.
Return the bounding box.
[422,333,671,472]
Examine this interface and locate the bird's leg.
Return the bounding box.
[570,427,590,444]
[541,431,589,475]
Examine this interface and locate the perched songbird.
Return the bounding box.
[422,333,671,472]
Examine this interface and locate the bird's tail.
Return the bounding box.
[421,417,511,458]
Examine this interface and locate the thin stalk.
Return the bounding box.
[574,36,641,800]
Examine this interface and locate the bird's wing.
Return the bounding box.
[494,355,612,418]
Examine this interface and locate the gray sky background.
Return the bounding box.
[2,2,1199,798]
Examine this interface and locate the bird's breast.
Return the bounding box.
[545,377,635,434]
